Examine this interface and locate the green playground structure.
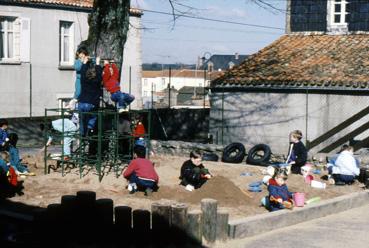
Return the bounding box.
[43,108,151,181]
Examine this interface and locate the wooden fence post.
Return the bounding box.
[216,209,229,241]
[171,203,188,228]
[151,201,171,245]
[187,210,202,244]
[133,209,151,245]
[201,198,218,243]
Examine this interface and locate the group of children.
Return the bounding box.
[262,129,361,211]
[122,148,212,196]
[0,119,34,198]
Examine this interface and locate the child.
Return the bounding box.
[179,150,212,191]
[40,113,79,160]
[123,145,159,196]
[7,133,33,175]
[286,130,307,174]
[264,169,294,211]
[102,60,135,113]
[77,47,102,137]
[0,151,23,198]
[328,146,359,185]
[0,118,9,151]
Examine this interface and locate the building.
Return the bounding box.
[210,0,369,154]
[200,53,248,72]
[0,0,142,118]
[141,69,220,108]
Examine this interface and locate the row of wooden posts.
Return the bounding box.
[30,191,229,246]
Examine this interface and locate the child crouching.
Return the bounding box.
[123,145,159,196]
[262,168,294,211]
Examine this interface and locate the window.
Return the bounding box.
[331,0,348,25]
[0,16,20,61]
[144,79,148,87]
[207,62,214,72]
[228,61,235,69]
[161,78,166,86]
[60,21,74,65]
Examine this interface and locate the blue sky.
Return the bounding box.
[132,0,287,64]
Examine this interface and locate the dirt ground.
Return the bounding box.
[11,152,366,220]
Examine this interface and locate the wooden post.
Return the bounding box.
[76,191,96,235]
[96,198,114,225]
[151,202,171,245]
[115,206,132,229]
[171,203,188,228]
[61,195,78,234]
[76,190,96,206]
[216,209,229,241]
[151,202,171,229]
[133,209,151,246]
[187,210,202,244]
[201,198,218,243]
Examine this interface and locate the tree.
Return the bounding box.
[80,0,130,72]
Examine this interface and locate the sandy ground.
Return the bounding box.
[10,151,366,220]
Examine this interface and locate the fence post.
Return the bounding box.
[151,201,171,245]
[216,209,229,241]
[201,198,218,243]
[187,210,202,244]
[132,209,151,245]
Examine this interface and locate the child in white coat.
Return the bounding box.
[328,146,359,185]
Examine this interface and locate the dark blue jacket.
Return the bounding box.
[79,62,103,106]
[268,178,293,211]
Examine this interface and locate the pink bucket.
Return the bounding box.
[293,192,305,207]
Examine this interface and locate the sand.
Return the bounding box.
[9,153,366,220]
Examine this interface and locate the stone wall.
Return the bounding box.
[150,140,224,158]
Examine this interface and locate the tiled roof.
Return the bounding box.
[211,34,369,90]
[143,70,206,79]
[4,0,143,15]
[6,0,93,8]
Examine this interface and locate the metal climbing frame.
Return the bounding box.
[43,108,151,181]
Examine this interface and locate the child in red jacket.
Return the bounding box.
[123,145,158,196]
[102,60,135,112]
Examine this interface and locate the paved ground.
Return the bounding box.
[215,204,369,248]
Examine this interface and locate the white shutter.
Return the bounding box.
[20,17,30,62]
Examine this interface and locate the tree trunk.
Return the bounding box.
[80,0,130,72]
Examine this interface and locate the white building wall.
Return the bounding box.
[121,15,142,110]
[1,4,142,116]
[0,5,89,118]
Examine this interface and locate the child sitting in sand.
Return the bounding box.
[123,145,159,196]
[262,168,294,211]
[179,150,212,191]
[286,130,307,174]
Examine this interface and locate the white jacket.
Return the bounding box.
[333,151,360,176]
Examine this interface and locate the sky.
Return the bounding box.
[131,0,287,64]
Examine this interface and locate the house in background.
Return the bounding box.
[199,53,248,72]
[0,0,142,118]
[141,69,220,108]
[210,0,369,154]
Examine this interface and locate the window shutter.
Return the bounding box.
[20,17,30,62]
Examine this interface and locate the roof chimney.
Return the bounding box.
[235,52,239,60]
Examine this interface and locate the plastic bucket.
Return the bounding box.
[293,192,305,207]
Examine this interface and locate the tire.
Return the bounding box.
[202,153,219,162]
[246,144,271,166]
[222,143,246,163]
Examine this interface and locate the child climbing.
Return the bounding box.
[102,60,135,113]
[179,150,212,191]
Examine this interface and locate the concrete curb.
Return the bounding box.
[228,190,369,239]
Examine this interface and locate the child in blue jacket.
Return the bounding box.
[264,169,294,211]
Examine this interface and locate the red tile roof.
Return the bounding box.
[143,70,221,79]
[5,0,143,15]
[211,34,369,89]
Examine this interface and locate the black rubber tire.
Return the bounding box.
[246,144,271,166]
[202,153,219,162]
[222,143,246,163]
